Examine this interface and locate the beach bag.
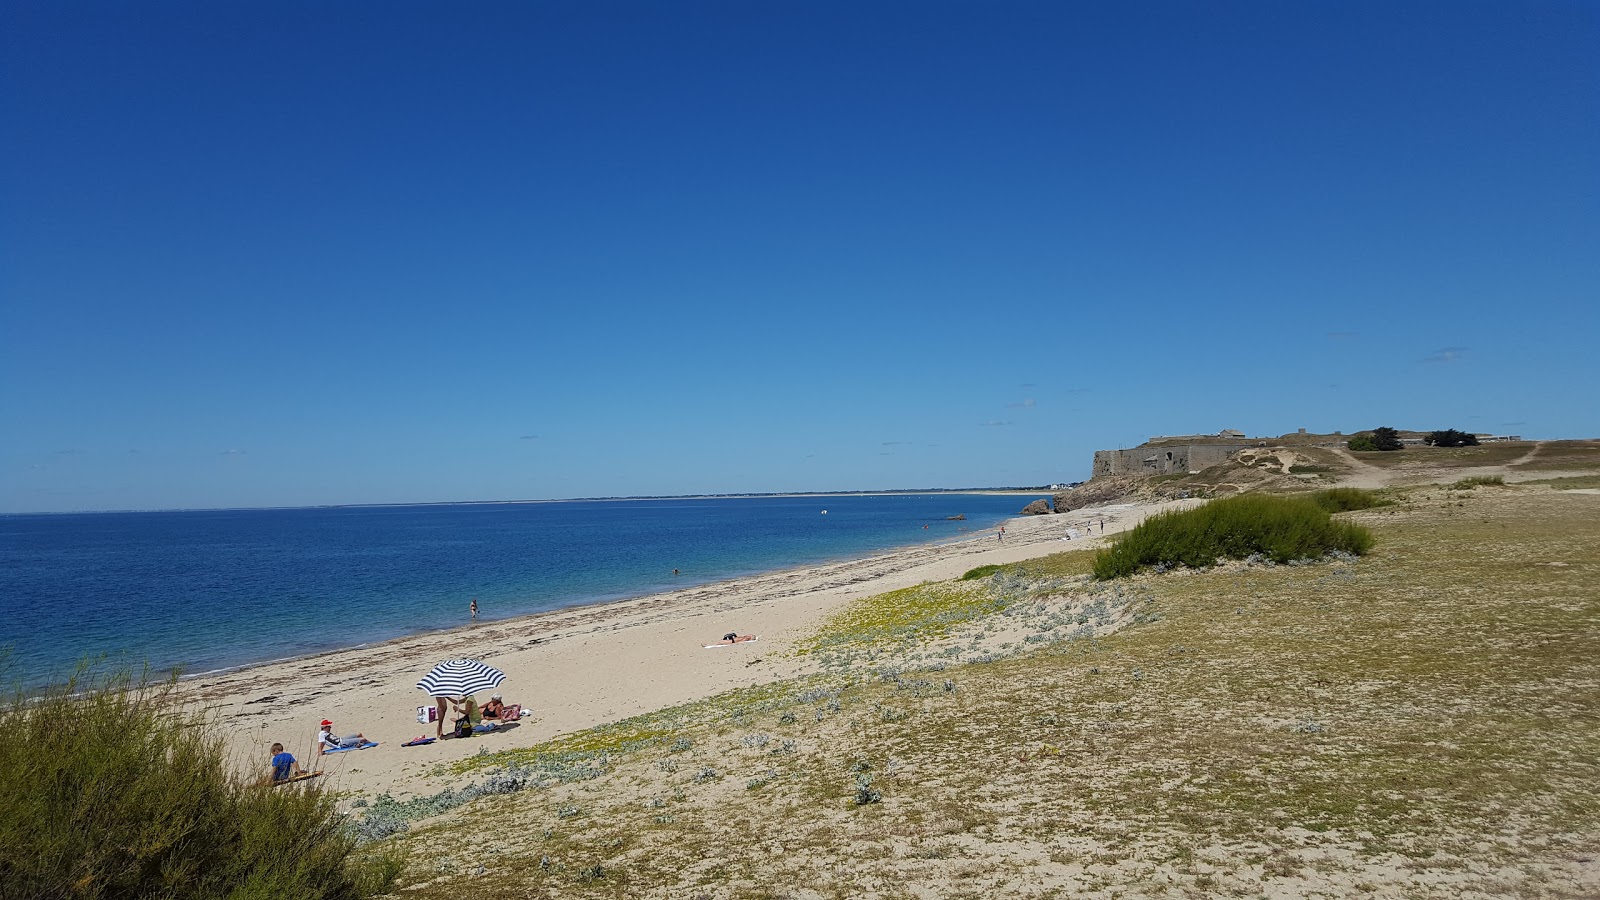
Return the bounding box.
[454,717,472,739]
[416,705,438,725]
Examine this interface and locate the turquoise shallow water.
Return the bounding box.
[0,493,1043,685]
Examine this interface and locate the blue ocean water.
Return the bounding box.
[0,493,1042,685]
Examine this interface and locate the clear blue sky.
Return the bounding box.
[3,1,1596,512]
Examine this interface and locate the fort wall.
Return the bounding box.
[1092,444,1248,478]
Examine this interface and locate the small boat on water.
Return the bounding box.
[946,514,966,520]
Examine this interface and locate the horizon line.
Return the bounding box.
[0,485,1069,517]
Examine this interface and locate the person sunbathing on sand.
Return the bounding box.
[482,693,522,724]
[316,719,367,754]
[719,632,756,644]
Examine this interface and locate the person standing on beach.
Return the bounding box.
[998,525,1005,542]
[433,696,451,739]
[469,598,478,620]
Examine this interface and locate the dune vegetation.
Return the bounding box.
[1090,493,1375,579]
[0,668,402,900]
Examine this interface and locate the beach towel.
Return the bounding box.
[704,636,759,649]
[471,723,498,734]
[323,741,378,754]
[487,703,523,723]
[402,736,435,747]
[271,771,323,787]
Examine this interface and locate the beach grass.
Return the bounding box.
[371,486,1600,898]
[1449,474,1506,490]
[0,667,402,899]
[1091,493,1374,578]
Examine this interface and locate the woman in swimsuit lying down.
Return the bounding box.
[720,632,756,644]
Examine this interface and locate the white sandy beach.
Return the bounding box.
[191,499,1189,799]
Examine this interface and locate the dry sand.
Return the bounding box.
[191,498,1193,799]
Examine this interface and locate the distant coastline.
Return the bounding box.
[2,487,1057,517]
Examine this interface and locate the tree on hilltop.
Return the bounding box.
[1425,429,1479,447]
[1349,427,1403,452]
[1370,427,1403,451]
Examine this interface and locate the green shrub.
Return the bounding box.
[1449,475,1504,490]
[959,564,1002,581]
[1306,488,1389,512]
[1426,429,1480,447]
[1092,494,1374,579]
[0,666,403,899]
[1347,435,1379,452]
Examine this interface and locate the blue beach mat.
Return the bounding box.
[323,741,379,754]
[402,737,435,747]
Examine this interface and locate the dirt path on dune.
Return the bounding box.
[1509,440,1546,467]
[1326,446,1391,489]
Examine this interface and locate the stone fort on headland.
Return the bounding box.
[1092,440,1250,478]
[1091,428,1521,479]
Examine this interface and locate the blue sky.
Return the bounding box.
[3,1,1596,512]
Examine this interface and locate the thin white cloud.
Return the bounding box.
[981,420,1009,428]
[219,449,246,456]
[1006,398,1037,409]
[1422,346,1469,364]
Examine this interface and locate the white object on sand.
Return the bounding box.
[704,637,759,649]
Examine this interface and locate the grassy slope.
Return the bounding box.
[379,487,1599,899]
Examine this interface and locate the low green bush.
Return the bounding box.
[1306,487,1389,512]
[1092,494,1374,579]
[1347,435,1379,452]
[959,564,1002,581]
[0,666,403,899]
[1449,475,1504,490]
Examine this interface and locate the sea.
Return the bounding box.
[0,493,1044,687]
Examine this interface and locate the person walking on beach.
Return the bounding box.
[998,524,1005,542]
[469,598,478,620]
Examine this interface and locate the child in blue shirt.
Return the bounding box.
[269,742,303,783]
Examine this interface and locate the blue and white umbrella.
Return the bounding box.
[416,658,506,698]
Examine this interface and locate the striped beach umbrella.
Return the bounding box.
[416,658,506,698]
